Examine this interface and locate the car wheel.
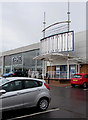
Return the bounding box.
[37,98,49,111]
[83,83,87,88]
[71,84,75,87]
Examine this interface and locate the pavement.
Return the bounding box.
[45,79,71,87]
[48,83,71,87]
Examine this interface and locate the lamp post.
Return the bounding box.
[67,0,71,79]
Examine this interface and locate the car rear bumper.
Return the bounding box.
[71,81,83,85]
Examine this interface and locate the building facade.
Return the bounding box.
[0,31,88,79]
[35,30,88,79]
[0,43,43,78]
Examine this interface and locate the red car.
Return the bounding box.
[70,73,88,88]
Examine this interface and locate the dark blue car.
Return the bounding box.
[2,72,15,77]
[2,71,28,78]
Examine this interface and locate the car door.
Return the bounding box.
[84,74,88,84]
[22,80,42,107]
[86,74,88,84]
[1,80,24,111]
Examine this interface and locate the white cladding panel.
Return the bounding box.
[41,31,74,54]
[71,31,86,59]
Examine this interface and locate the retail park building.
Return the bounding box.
[0,30,88,79]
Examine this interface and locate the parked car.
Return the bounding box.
[2,72,16,77]
[2,71,28,78]
[70,73,88,88]
[0,77,51,112]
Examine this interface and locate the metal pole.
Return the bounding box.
[67,0,70,79]
[43,12,46,38]
[67,0,70,32]
[50,61,52,78]
[67,57,70,79]
[42,60,45,79]
[42,12,46,80]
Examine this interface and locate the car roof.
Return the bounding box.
[5,77,45,82]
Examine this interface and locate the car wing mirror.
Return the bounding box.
[0,90,6,95]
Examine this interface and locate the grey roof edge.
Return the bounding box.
[1,42,40,56]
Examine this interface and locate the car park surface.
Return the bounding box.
[0,77,51,112]
[2,85,88,119]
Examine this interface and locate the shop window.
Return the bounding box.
[70,65,76,78]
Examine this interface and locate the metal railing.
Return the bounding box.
[46,71,75,79]
[27,70,75,79]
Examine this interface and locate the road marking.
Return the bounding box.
[83,89,88,91]
[65,86,72,88]
[7,108,60,120]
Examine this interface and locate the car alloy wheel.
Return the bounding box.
[38,98,49,111]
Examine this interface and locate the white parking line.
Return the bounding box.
[65,86,72,88]
[83,89,88,91]
[7,108,60,120]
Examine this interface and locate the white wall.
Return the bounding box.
[71,31,86,60]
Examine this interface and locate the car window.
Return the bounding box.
[84,74,88,78]
[0,78,9,85]
[2,80,22,92]
[14,81,22,90]
[73,75,82,78]
[24,80,42,89]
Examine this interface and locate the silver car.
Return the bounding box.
[0,77,51,111]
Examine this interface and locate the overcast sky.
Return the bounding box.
[0,1,86,52]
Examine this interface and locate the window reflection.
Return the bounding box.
[3,49,43,78]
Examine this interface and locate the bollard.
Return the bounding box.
[48,77,50,84]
